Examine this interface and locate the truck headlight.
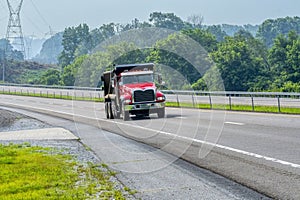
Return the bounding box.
[157,96,165,101]
[124,99,132,104]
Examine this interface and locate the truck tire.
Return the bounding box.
[111,100,120,119]
[157,108,165,118]
[108,102,114,119]
[105,102,109,119]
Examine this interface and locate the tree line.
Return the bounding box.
[2,12,300,92]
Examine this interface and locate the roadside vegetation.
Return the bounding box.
[0,143,127,199]
[1,13,300,93]
[166,102,300,114]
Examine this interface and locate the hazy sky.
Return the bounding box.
[0,0,300,38]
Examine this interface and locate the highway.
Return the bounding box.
[1,85,300,109]
[0,94,300,199]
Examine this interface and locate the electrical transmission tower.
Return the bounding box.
[5,0,26,59]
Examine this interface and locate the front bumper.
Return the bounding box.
[124,102,165,113]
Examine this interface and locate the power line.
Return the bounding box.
[29,0,50,28]
[0,0,6,9]
[23,14,45,35]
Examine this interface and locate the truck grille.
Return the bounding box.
[134,89,155,103]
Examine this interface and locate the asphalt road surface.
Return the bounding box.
[0,94,299,199]
[0,107,269,200]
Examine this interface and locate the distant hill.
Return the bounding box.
[220,24,259,36]
[23,37,46,59]
[0,60,58,84]
[32,32,63,64]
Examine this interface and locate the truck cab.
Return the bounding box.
[102,63,166,121]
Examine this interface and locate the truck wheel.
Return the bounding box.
[105,102,109,119]
[157,108,165,118]
[112,101,120,119]
[108,102,114,119]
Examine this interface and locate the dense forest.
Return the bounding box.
[1,12,300,92]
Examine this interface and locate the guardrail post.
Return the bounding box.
[192,94,195,108]
[208,93,212,109]
[176,94,180,107]
[251,95,255,111]
[60,91,62,99]
[229,95,232,110]
[277,96,281,113]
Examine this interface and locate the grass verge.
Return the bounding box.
[166,102,300,114]
[0,143,127,200]
[0,90,103,102]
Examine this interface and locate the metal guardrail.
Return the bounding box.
[0,83,98,91]
[162,90,300,112]
[1,83,300,97]
[0,83,300,112]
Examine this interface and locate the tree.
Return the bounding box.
[205,25,228,42]
[0,39,24,61]
[149,12,187,31]
[38,69,61,85]
[58,24,91,68]
[210,37,264,91]
[187,14,204,29]
[268,31,300,90]
[148,32,214,89]
[61,55,88,86]
[257,16,300,47]
[121,18,152,32]
[181,28,218,52]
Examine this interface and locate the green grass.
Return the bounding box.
[0,143,126,200]
[0,90,104,102]
[166,102,300,114]
[1,90,299,114]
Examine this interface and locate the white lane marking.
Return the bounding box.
[1,102,300,169]
[225,122,245,126]
[175,116,188,119]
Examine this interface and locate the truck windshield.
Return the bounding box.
[122,74,153,84]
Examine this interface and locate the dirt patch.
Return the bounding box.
[0,109,51,132]
[0,109,23,128]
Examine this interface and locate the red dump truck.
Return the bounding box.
[101,63,166,121]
